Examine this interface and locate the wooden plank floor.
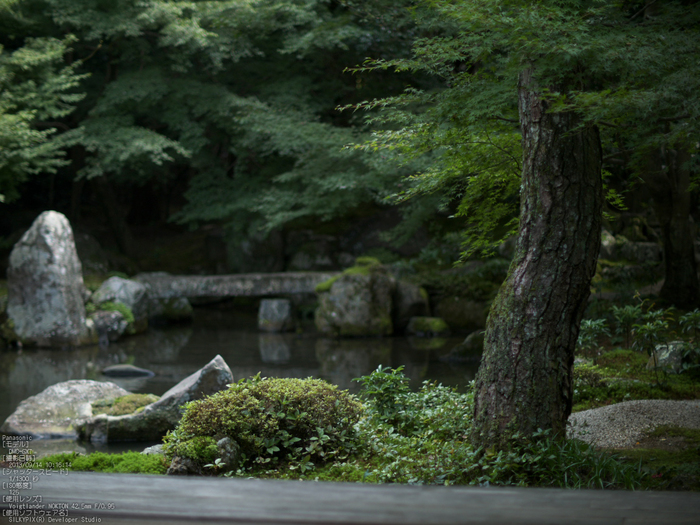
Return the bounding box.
[2,470,699,525]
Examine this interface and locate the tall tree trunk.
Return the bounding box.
[471,70,603,450]
[643,149,699,309]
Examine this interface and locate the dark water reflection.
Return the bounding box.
[1,307,479,455]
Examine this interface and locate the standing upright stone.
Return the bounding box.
[258,299,294,332]
[6,211,89,346]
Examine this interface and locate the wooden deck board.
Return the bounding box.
[2,470,699,525]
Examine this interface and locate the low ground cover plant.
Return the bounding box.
[27,451,168,474]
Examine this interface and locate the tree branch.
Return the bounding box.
[629,0,658,22]
[34,121,71,132]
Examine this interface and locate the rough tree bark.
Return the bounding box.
[471,69,603,450]
[643,149,699,309]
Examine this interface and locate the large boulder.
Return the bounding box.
[91,276,149,333]
[647,341,686,374]
[78,355,233,443]
[88,310,128,344]
[0,380,130,438]
[315,264,395,337]
[4,211,91,347]
[132,272,194,324]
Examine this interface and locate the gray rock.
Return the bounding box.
[88,310,128,343]
[647,341,686,374]
[315,270,395,337]
[102,364,155,378]
[599,229,616,259]
[258,299,294,332]
[141,444,165,456]
[393,281,430,333]
[216,436,240,471]
[166,455,203,476]
[78,355,233,443]
[91,276,149,332]
[5,211,91,346]
[0,380,130,438]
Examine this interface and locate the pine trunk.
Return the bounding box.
[471,70,603,450]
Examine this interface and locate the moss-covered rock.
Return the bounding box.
[315,259,395,337]
[92,394,161,416]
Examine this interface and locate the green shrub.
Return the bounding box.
[163,375,364,471]
[349,367,640,488]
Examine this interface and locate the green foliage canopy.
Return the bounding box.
[0,29,85,202]
[346,0,700,257]
[2,0,428,243]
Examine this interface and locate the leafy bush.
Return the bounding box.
[163,375,363,472]
[577,319,610,352]
[348,367,641,488]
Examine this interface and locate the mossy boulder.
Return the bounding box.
[315,258,395,337]
[163,376,363,472]
[0,380,130,438]
[90,277,149,334]
[92,394,160,416]
[78,355,233,443]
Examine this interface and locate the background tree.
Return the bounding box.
[0,0,84,203]
[349,0,700,450]
[1,0,434,261]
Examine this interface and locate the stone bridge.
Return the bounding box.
[134,271,339,299]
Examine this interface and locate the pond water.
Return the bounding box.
[0,306,480,456]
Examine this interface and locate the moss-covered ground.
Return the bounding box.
[572,350,700,413]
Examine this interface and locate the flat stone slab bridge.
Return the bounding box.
[135,271,339,300]
[1,470,698,524]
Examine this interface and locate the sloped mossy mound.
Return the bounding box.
[163,376,363,470]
